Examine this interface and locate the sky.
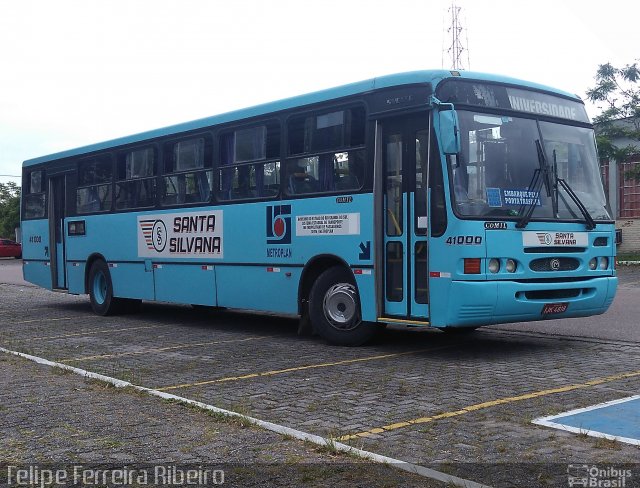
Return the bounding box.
[0,0,638,185]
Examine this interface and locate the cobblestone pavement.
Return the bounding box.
[0,346,434,487]
[1,280,639,487]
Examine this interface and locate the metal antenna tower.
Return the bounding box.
[443,0,470,70]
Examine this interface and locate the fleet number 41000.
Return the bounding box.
[445,235,482,245]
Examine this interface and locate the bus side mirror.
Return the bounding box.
[438,109,461,155]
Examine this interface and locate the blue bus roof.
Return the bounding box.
[23,70,581,167]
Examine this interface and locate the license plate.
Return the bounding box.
[541,302,569,315]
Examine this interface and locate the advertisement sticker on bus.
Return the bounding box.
[522,231,587,247]
[296,213,360,236]
[138,211,223,258]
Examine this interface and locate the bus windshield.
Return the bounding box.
[450,111,611,222]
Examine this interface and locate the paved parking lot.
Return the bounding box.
[1,265,639,487]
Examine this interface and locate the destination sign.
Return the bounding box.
[506,88,587,122]
[436,80,590,123]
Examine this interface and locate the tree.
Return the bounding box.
[586,61,640,180]
[0,181,21,239]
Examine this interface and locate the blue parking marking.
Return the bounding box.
[533,395,640,446]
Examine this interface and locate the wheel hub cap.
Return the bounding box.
[93,271,107,304]
[323,283,359,330]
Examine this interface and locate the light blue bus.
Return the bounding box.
[21,70,617,345]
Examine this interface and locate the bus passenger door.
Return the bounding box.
[48,175,67,289]
[377,116,429,322]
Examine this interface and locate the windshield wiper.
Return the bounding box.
[556,178,596,230]
[515,140,552,228]
[550,148,596,230]
[516,141,596,230]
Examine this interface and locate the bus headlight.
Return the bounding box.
[505,259,517,273]
[488,258,500,273]
[599,257,609,270]
[589,258,598,270]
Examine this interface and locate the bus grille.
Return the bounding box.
[529,257,579,272]
[524,289,582,300]
[524,247,585,253]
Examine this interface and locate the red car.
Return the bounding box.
[0,239,22,258]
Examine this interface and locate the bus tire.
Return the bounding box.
[309,266,376,346]
[88,260,123,316]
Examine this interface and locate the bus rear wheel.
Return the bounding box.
[309,266,376,346]
[88,260,125,316]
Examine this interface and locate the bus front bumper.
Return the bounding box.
[441,276,618,328]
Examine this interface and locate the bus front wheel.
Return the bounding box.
[309,266,376,346]
[88,260,124,316]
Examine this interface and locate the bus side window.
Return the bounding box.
[161,136,212,206]
[285,107,365,195]
[216,122,280,201]
[287,157,319,194]
[23,169,46,219]
[116,147,157,209]
[334,151,363,190]
[76,156,113,214]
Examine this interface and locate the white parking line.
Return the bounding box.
[1,345,490,488]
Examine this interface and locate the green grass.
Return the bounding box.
[617,252,640,261]
[161,397,256,428]
[594,437,621,450]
